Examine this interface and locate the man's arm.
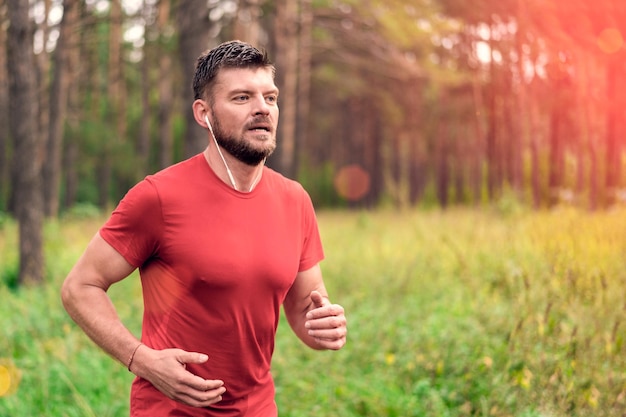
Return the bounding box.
[61,232,226,407]
[283,264,347,350]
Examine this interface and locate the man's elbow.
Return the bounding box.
[60,274,82,315]
[60,277,74,312]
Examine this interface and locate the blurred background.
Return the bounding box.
[3,0,626,211]
[2,0,626,284]
[3,2,626,415]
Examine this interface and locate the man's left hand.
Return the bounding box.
[305,291,347,350]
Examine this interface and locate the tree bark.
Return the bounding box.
[63,1,85,209]
[435,111,450,209]
[604,54,619,205]
[529,93,541,209]
[8,0,45,285]
[137,0,155,175]
[0,5,9,211]
[177,0,211,158]
[232,0,262,45]
[390,131,402,207]
[470,69,485,204]
[157,0,174,169]
[407,77,425,205]
[271,0,298,178]
[44,0,79,217]
[547,61,567,206]
[295,0,313,179]
[97,0,124,208]
[485,24,500,201]
[36,0,52,171]
[485,82,498,201]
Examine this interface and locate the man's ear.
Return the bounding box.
[192,99,211,128]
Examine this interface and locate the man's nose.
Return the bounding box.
[252,96,271,115]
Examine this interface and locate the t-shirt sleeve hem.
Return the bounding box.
[99,229,144,268]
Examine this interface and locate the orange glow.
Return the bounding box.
[334,164,371,201]
[597,28,623,54]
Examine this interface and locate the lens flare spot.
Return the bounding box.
[0,360,20,397]
[597,28,623,54]
[0,366,10,396]
[334,164,371,201]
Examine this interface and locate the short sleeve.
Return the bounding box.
[298,188,324,272]
[100,178,163,268]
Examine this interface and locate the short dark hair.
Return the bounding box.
[192,40,275,101]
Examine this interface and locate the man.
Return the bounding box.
[61,40,347,417]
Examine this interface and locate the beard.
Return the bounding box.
[212,116,276,166]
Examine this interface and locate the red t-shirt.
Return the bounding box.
[100,154,324,416]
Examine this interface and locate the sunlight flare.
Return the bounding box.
[597,28,623,54]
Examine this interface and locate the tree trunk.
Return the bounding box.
[471,69,485,204]
[529,96,541,209]
[0,5,9,211]
[177,0,211,158]
[63,1,85,209]
[63,140,79,210]
[271,0,298,178]
[515,0,530,202]
[232,0,262,45]
[435,119,450,209]
[604,54,619,205]
[547,102,562,204]
[8,0,45,285]
[368,110,383,207]
[136,0,155,175]
[547,61,567,206]
[408,135,426,206]
[43,0,78,217]
[138,46,151,174]
[97,0,124,208]
[295,0,313,179]
[503,90,522,192]
[158,0,174,169]
[485,84,498,201]
[36,0,52,172]
[390,131,402,207]
[108,0,126,135]
[574,51,588,206]
[407,77,425,205]
[485,29,500,201]
[452,129,466,204]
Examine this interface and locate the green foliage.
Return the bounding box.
[298,161,345,208]
[0,261,19,290]
[0,218,18,289]
[60,203,104,221]
[0,211,11,230]
[2,209,626,416]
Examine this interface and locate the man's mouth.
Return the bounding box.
[248,124,271,133]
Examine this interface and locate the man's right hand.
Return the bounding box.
[130,345,226,408]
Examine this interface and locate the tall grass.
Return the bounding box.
[2,207,626,416]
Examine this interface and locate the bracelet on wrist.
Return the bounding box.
[127,343,143,372]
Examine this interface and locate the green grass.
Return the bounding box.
[2,207,626,416]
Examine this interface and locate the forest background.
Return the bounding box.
[2,1,626,415]
[1,0,626,281]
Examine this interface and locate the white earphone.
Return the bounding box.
[204,113,238,190]
[203,112,265,192]
[204,114,214,136]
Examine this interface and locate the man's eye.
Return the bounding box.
[235,95,249,101]
[266,95,278,103]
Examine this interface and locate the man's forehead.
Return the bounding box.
[214,67,277,92]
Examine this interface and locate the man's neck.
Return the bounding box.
[203,146,264,192]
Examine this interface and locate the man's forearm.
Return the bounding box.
[62,282,140,368]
